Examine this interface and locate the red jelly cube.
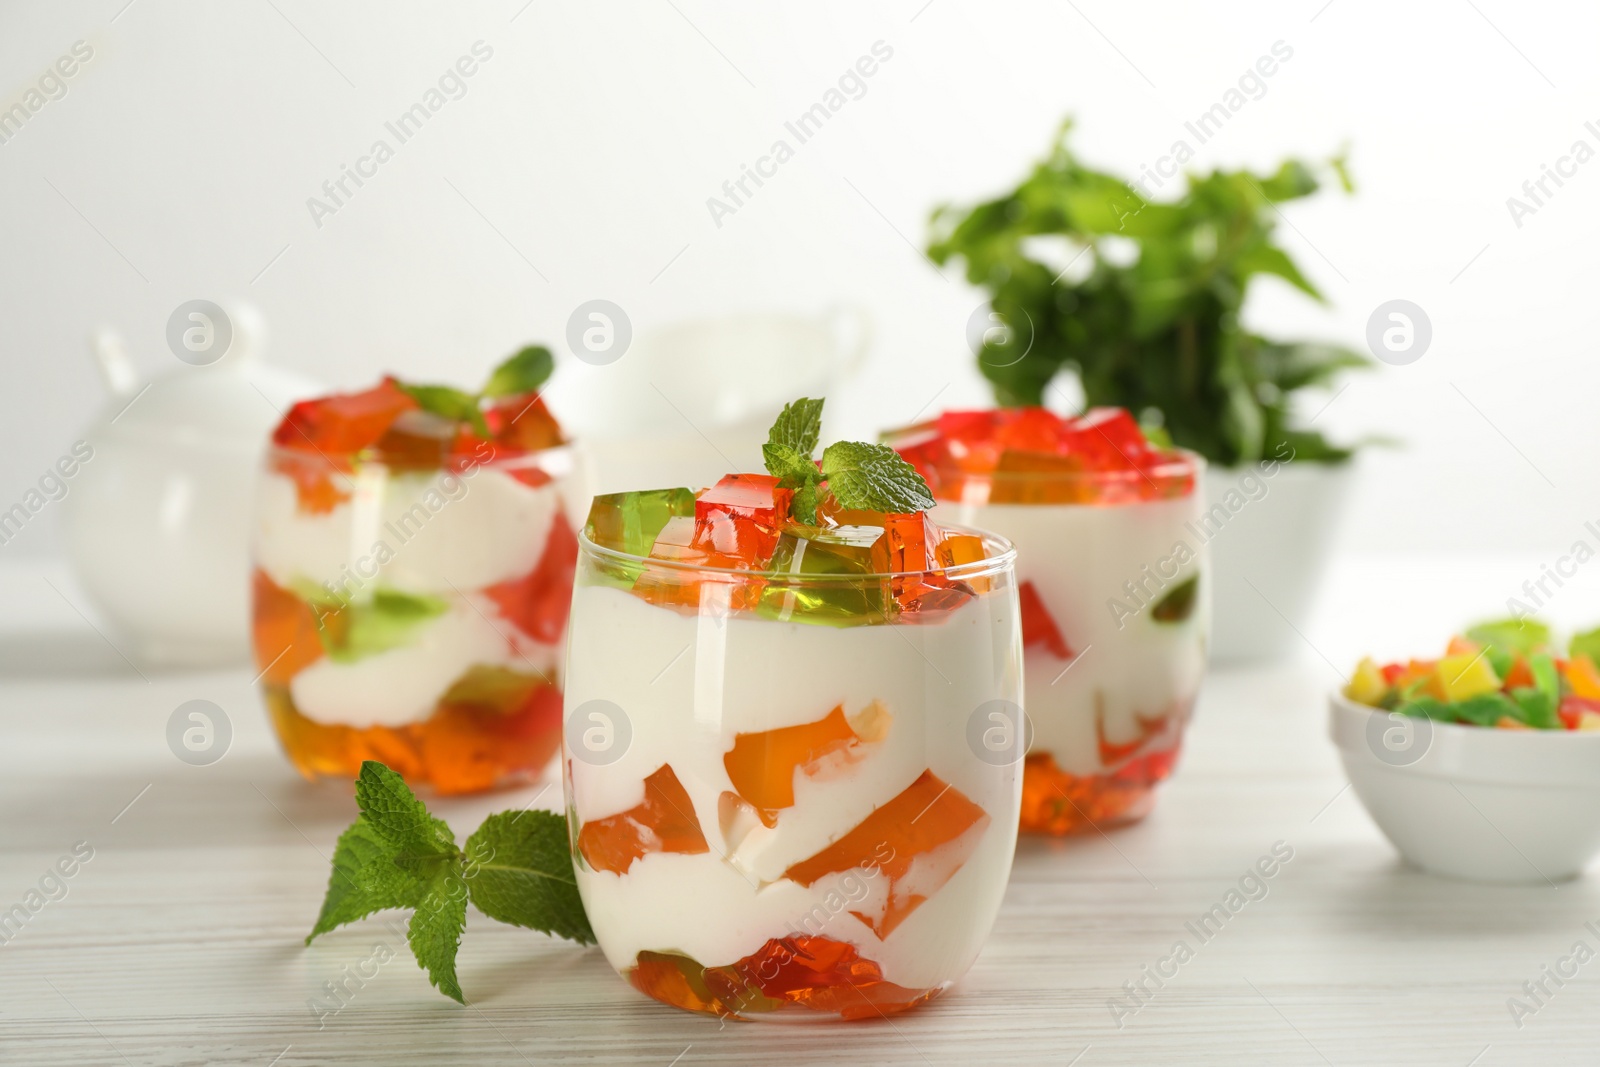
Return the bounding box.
[994,406,1064,455]
[1069,407,1150,467]
[576,763,710,875]
[482,509,578,644]
[272,378,417,455]
[783,769,989,938]
[1018,580,1074,660]
[693,474,794,565]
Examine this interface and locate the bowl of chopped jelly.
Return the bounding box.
[1332,618,1600,883]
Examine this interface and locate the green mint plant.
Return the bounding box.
[761,397,936,523]
[394,345,555,438]
[928,119,1368,467]
[306,761,593,1003]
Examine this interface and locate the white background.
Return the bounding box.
[2,0,1596,559]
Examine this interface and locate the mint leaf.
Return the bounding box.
[353,762,457,858]
[306,761,597,1006]
[762,443,816,487]
[396,382,490,438]
[482,345,554,399]
[465,812,595,944]
[790,482,821,528]
[409,875,469,1003]
[820,441,935,514]
[306,819,420,943]
[768,397,824,455]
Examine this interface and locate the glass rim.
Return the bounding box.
[264,438,579,472]
[578,521,1017,584]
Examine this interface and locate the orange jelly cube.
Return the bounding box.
[783,770,989,938]
[482,509,578,644]
[250,569,328,686]
[935,533,989,594]
[577,764,710,875]
[1018,580,1074,660]
[1567,655,1600,699]
[723,703,884,819]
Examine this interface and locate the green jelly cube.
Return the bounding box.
[585,488,696,557]
[760,525,886,625]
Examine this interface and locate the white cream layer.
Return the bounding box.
[936,497,1207,776]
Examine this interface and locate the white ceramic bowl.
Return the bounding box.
[1329,692,1600,883]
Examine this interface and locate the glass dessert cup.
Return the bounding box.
[251,440,585,794]
[562,527,1023,1021]
[902,451,1207,835]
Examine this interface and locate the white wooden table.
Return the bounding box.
[4,553,1599,1066]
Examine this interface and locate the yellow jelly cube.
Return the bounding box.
[1438,653,1501,701]
[1578,712,1600,732]
[1344,657,1388,706]
[1496,716,1531,730]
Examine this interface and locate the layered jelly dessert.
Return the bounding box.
[887,407,1206,834]
[563,403,1023,1020]
[252,348,584,793]
[1345,618,1600,730]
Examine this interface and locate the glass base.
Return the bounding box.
[1019,747,1180,834]
[626,936,945,1021]
[263,686,561,795]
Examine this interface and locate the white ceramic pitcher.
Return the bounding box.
[62,304,318,667]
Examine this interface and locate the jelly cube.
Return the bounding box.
[489,393,564,452]
[723,701,887,818]
[576,763,710,875]
[1566,655,1600,699]
[1019,581,1074,660]
[585,488,696,557]
[715,936,937,1018]
[1439,652,1501,701]
[251,569,327,686]
[816,495,888,528]
[993,406,1064,455]
[483,509,578,644]
[762,525,886,622]
[783,769,989,938]
[990,449,1089,505]
[935,533,985,571]
[1067,407,1150,467]
[272,378,417,455]
[270,450,353,514]
[1344,657,1388,706]
[869,511,941,576]
[694,474,794,566]
[424,668,563,794]
[369,409,460,472]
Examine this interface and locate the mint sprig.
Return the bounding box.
[306,761,594,1004]
[761,397,935,522]
[395,344,557,439]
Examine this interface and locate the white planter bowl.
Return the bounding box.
[1205,461,1350,662]
[1328,692,1600,883]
